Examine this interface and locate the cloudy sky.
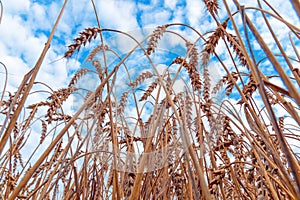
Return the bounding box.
[0,0,299,159]
[0,0,298,94]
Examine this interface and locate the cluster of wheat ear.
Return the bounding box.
[0,0,300,199]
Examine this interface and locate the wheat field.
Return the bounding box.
[0,0,300,199]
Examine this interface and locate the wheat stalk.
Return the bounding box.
[1,1,299,199]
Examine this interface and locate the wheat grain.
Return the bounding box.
[203,0,219,16]
[86,44,109,62]
[186,41,199,69]
[202,21,228,66]
[139,78,159,101]
[172,57,202,90]
[225,32,248,67]
[68,68,90,87]
[64,27,101,58]
[203,68,211,101]
[146,25,167,55]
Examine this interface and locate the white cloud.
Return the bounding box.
[2,0,30,14]
[141,8,172,26]
[164,0,178,10]
[186,0,205,27]
[29,3,50,30]
[97,0,139,31]
[0,55,29,90]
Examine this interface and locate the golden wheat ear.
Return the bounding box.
[225,32,248,67]
[172,57,202,91]
[203,0,219,16]
[146,25,167,55]
[186,41,199,69]
[64,27,101,58]
[201,20,227,66]
[139,78,159,102]
[68,68,90,88]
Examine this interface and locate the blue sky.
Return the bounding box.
[0,0,299,162]
[0,0,298,92]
